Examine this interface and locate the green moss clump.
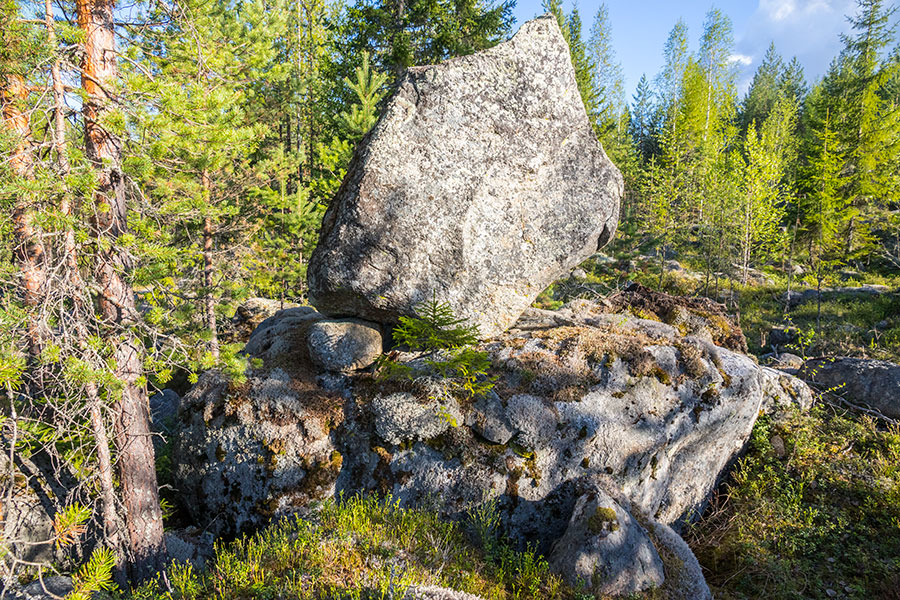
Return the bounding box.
[587,506,619,534]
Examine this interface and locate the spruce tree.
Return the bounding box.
[740,42,785,134]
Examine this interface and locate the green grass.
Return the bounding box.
[685,406,900,600]
[736,283,900,362]
[128,494,566,600]
[560,255,900,364]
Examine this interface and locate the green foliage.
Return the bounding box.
[379,297,495,399]
[393,297,480,351]
[67,547,118,600]
[128,494,564,600]
[686,406,900,599]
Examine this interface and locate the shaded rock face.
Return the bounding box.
[308,15,622,338]
[172,300,813,553]
[172,307,343,537]
[799,357,900,419]
[549,487,664,596]
[226,297,300,343]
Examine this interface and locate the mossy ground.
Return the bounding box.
[130,495,568,600]
[685,405,900,600]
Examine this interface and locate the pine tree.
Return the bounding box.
[588,3,625,133]
[629,74,658,161]
[76,0,167,579]
[338,0,514,79]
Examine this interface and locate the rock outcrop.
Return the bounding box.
[172,298,813,599]
[308,15,622,338]
[799,357,900,419]
[781,285,891,308]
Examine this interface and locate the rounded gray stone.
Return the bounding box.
[307,318,383,372]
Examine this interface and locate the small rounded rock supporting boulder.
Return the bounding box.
[307,318,383,372]
[308,15,622,338]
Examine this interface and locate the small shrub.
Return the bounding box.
[377,297,495,399]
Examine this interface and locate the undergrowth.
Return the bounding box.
[128,494,566,600]
[685,405,900,600]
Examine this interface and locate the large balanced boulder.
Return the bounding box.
[308,15,622,338]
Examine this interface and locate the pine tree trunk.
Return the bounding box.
[76,0,166,581]
[2,74,46,373]
[202,170,219,360]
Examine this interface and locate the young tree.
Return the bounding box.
[587,4,625,132]
[630,74,658,161]
[740,42,784,134]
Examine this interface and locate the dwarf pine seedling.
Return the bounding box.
[377,296,496,398]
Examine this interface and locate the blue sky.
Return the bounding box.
[511,0,861,100]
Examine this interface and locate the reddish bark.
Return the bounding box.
[2,74,45,363]
[76,0,166,580]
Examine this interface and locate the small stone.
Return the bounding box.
[550,487,665,596]
[826,588,837,598]
[307,319,383,372]
[770,435,786,458]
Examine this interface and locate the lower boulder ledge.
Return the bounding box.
[171,299,814,574]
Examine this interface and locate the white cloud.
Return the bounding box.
[762,0,797,22]
[734,0,856,94]
[729,53,754,66]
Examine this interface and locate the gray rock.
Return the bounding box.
[764,352,805,369]
[759,366,815,413]
[150,388,181,434]
[549,487,665,596]
[171,368,342,537]
[650,520,713,600]
[228,297,300,342]
[372,391,463,446]
[768,325,799,349]
[404,586,486,600]
[242,306,323,365]
[308,15,622,338]
[782,285,890,308]
[165,528,215,568]
[467,392,516,445]
[6,576,73,600]
[799,357,900,419]
[307,319,383,372]
[0,455,56,567]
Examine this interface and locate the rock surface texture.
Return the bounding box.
[307,318,383,372]
[308,15,622,338]
[550,486,664,596]
[172,297,813,600]
[799,357,900,419]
